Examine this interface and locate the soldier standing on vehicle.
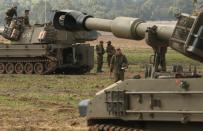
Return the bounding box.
[5,5,18,25]
[110,48,128,82]
[24,10,30,26]
[153,46,167,72]
[106,41,116,67]
[96,41,105,73]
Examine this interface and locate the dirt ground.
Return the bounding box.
[0,68,143,131]
[0,74,113,131]
[0,21,201,131]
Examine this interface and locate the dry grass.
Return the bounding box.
[0,74,113,130]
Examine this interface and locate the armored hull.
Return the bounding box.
[0,43,94,74]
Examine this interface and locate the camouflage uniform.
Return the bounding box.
[110,51,128,82]
[24,10,30,26]
[5,7,17,25]
[96,42,105,72]
[106,42,116,67]
[24,15,30,26]
[153,46,167,72]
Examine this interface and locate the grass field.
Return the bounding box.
[0,74,112,130]
[0,34,202,130]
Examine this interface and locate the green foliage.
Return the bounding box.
[0,0,203,24]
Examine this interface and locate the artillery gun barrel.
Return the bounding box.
[85,17,174,42]
[53,10,174,43]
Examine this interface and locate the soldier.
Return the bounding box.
[110,48,128,82]
[96,41,105,73]
[5,5,18,25]
[153,46,167,72]
[106,41,116,67]
[24,10,30,26]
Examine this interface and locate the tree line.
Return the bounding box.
[0,0,203,25]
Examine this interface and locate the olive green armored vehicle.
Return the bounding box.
[54,10,203,131]
[0,16,98,74]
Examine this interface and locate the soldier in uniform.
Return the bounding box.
[153,46,167,72]
[24,10,30,26]
[96,41,105,73]
[106,41,116,67]
[5,5,18,25]
[110,48,128,82]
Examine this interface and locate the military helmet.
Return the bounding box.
[107,41,111,45]
[12,4,17,9]
[25,10,30,13]
[99,40,104,44]
[116,48,121,51]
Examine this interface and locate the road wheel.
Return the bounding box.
[0,63,5,74]
[5,63,15,74]
[34,63,44,74]
[15,63,24,74]
[24,63,33,74]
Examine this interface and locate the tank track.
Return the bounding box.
[89,124,143,131]
[0,57,57,75]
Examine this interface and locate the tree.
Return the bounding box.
[0,0,203,26]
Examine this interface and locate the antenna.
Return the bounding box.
[45,0,47,23]
[192,0,198,15]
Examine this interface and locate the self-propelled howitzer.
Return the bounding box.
[0,16,98,74]
[54,10,203,131]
